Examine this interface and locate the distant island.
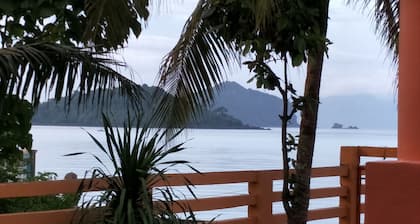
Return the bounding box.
[33,104,262,129]
[33,95,259,130]
[317,94,397,130]
[33,82,297,129]
[331,123,359,129]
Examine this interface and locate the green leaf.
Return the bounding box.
[295,36,306,53]
[0,0,17,13]
[292,53,304,67]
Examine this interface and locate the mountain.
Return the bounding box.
[213,82,298,127]
[33,82,394,130]
[317,94,397,129]
[32,85,261,129]
[33,82,297,128]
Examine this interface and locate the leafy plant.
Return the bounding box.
[0,95,33,182]
[74,115,199,224]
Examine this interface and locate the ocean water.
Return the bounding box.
[32,126,397,223]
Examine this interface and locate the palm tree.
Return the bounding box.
[154,0,281,127]
[0,43,140,108]
[156,1,329,223]
[0,0,153,109]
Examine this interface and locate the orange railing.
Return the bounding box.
[0,146,397,224]
[339,146,397,224]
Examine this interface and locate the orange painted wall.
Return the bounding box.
[398,0,420,160]
[365,161,420,224]
[365,1,420,223]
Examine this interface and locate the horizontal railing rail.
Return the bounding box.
[0,146,397,224]
[0,167,348,224]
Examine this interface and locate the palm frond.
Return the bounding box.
[254,0,281,29]
[347,0,399,63]
[0,42,142,108]
[155,0,239,129]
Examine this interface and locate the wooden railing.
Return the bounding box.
[339,146,397,224]
[0,146,397,224]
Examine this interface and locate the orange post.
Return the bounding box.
[248,172,274,223]
[398,0,420,160]
[365,2,420,223]
[339,147,360,224]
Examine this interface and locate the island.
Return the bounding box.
[331,123,359,129]
[32,85,265,130]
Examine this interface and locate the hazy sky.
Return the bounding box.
[116,0,397,99]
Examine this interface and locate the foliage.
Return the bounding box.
[0,42,142,108]
[156,0,331,222]
[0,0,149,50]
[0,0,149,109]
[73,115,199,224]
[0,172,79,213]
[0,95,33,182]
[201,0,327,111]
[204,0,326,66]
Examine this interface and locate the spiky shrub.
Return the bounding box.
[77,115,198,224]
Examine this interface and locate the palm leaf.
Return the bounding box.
[254,0,281,29]
[154,0,283,130]
[0,42,142,108]
[155,0,239,129]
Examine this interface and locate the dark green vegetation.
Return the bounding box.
[33,82,297,129]
[0,0,145,109]
[0,96,33,182]
[187,107,262,129]
[71,115,198,224]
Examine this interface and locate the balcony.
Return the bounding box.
[0,146,396,224]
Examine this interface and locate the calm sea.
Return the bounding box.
[32,126,397,223]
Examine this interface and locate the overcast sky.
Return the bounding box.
[116,0,397,99]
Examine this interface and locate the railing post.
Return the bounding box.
[339,146,361,224]
[248,172,273,223]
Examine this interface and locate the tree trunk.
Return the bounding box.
[287,0,330,223]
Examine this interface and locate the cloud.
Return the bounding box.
[321,2,397,97]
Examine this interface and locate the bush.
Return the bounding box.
[74,115,199,224]
[0,96,34,182]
